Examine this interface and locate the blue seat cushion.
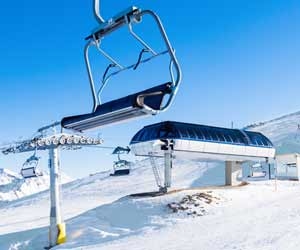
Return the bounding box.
[61,82,172,129]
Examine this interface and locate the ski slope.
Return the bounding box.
[70,181,300,250]
[245,110,300,154]
[1,165,300,250]
[0,159,219,249]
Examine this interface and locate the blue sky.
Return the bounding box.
[0,0,299,177]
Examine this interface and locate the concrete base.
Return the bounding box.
[225,161,242,186]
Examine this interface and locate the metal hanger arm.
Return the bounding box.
[93,0,105,24]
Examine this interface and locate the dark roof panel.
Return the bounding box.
[130,121,273,148]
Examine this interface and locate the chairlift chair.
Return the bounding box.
[111,160,132,176]
[21,153,42,179]
[249,162,266,178]
[110,146,132,176]
[61,0,182,132]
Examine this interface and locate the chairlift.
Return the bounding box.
[110,146,132,176]
[61,0,181,132]
[21,153,43,179]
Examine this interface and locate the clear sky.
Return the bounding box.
[0,0,299,177]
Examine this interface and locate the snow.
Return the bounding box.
[0,168,21,185]
[2,111,300,249]
[55,181,299,250]
[1,162,300,250]
[245,110,300,154]
[0,169,73,202]
[0,159,213,249]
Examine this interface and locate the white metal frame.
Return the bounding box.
[85,1,182,114]
[131,139,275,161]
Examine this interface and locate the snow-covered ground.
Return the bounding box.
[69,181,300,250]
[1,163,300,250]
[0,159,219,249]
[2,111,300,250]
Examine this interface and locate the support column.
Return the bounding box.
[225,161,242,186]
[49,147,66,247]
[164,148,172,190]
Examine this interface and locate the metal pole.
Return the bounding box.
[49,146,66,247]
[84,41,98,112]
[93,0,105,24]
[164,147,172,191]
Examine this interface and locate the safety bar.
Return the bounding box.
[134,49,150,70]
[97,50,169,104]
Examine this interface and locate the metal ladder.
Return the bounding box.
[149,153,163,189]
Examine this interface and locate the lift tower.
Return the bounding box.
[1,122,103,248]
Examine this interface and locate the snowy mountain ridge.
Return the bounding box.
[0,168,22,185]
[245,110,300,154]
[0,169,73,202]
[245,110,300,130]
